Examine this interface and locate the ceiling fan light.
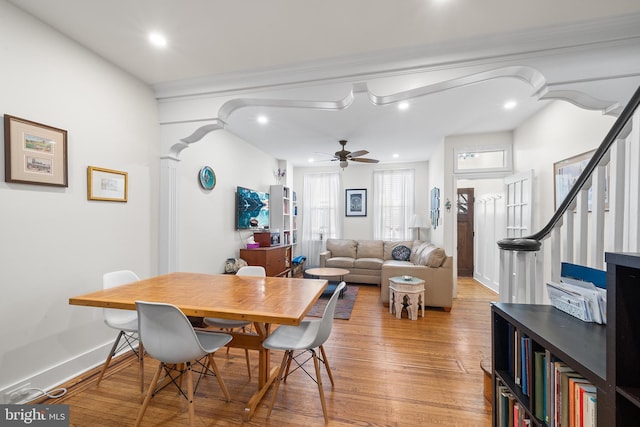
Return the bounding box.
[340,160,348,168]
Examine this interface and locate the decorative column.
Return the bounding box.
[158,120,225,274]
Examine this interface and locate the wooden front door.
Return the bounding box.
[457,188,474,277]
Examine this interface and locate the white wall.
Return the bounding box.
[512,101,616,287]
[160,123,279,273]
[292,161,429,258]
[513,101,616,231]
[0,1,159,399]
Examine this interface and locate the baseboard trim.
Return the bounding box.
[0,342,137,404]
[473,275,499,294]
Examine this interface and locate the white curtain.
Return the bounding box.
[300,172,341,267]
[373,169,415,240]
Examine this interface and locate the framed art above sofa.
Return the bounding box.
[346,188,367,217]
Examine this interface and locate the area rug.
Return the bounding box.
[305,285,359,320]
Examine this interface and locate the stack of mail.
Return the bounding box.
[546,277,606,324]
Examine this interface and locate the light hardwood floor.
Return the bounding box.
[47,277,496,426]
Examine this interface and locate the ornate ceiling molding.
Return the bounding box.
[217,66,549,121]
[165,119,226,160]
[218,93,355,122]
[538,89,621,116]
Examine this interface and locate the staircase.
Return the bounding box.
[497,86,640,303]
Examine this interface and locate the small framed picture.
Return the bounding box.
[346,188,367,217]
[4,114,68,187]
[87,166,128,202]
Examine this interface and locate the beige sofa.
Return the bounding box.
[319,238,453,311]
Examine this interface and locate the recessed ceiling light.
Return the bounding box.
[504,100,517,110]
[308,158,315,163]
[398,102,409,111]
[393,153,399,158]
[148,32,167,48]
[257,115,269,124]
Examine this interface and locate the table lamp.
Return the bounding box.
[408,214,429,240]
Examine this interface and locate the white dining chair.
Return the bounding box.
[97,270,144,393]
[202,265,265,379]
[262,281,346,424]
[134,301,232,427]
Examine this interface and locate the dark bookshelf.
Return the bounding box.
[493,252,640,426]
[606,252,640,425]
[492,303,606,426]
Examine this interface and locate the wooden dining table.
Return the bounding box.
[69,271,327,420]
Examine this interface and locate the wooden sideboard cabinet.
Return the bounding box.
[239,245,292,277]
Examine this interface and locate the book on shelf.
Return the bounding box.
[545,350,554,426]
[497,383,508,427]
[512,401,531,427]
[534,351,546,421]
[576,382,596,427]
[514,328,521,386]
[508,393,515,427]
[582,389,597,427]
[521,336,531,395]
[552,362,574,426]
[569,377,591,427]
[559,370,585,427]
[507,323,514,377]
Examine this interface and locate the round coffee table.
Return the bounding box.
[305,267,350,297]
[305,267,350,282]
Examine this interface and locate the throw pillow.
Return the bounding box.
[391,245,411,261]
[418,244,436,266]
[426,247,447,267]
[410,241,431,264]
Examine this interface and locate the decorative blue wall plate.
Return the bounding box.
[199,166,216,190]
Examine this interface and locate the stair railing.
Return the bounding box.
[497,86,640,303]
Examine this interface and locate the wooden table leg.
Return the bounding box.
[243,365,279,420]
[211,322,283,420]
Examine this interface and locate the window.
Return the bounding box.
[454,145,512,174]
[301,172,340,266]
[373,169,415,240]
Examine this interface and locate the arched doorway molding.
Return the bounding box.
[159,119,225,273]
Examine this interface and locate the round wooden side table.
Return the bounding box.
[305,267,350,297]
[305,267,350,282]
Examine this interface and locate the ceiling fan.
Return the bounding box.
[332,139,379,168]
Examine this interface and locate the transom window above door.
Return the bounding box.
[454,145,512,174]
